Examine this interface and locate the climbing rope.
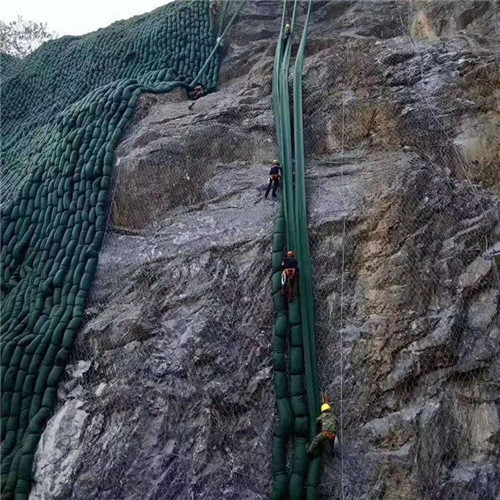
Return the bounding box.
[338,39,350,500]
[217,0,230,38]
[291,4,324,498]
[190,0,248,88]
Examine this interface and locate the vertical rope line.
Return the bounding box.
[339,38,349,500]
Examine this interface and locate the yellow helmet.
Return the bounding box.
[285,23,291,29]
[272,159,280,165]
[321,403,331,413]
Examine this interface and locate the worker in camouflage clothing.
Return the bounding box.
[307,402,337,456]
[210,0,220,16]
[283,22,292,42]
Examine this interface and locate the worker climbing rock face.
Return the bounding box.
[188,85,206,110]
[281,250,298,302]
[193,85,205,97]
[283,23,292,42]
[308,403,337,457]
[210,0,220,16]
[265,159,283,199]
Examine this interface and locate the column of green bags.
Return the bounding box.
[270,201,293,500]
[270,0,322,497]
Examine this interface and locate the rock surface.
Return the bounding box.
[32,1,500,499]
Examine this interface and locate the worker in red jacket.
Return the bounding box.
[281,250,298,302]
[188,85,206,110]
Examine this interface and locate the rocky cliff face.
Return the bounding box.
[31,1,499,499]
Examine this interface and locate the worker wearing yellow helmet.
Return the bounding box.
[321,403,332,413]
[283,22,292,42]
[307,402,337,456]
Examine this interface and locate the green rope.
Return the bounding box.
[217,0,229,37]
[190,0,248,88]
[291,1,322,497]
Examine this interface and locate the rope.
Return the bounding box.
[279,0,297,250]
[290,3,324,499]
[190,0,248,88]
[141,1,248,95]
[217,0,229,38]
[338,38,349,500]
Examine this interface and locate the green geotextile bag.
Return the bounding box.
[1,1,222,497]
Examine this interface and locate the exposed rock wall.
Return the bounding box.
[31,1,499,499]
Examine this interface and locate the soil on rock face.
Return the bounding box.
[32,1,500,499]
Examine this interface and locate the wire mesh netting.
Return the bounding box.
[303,1,500,498]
